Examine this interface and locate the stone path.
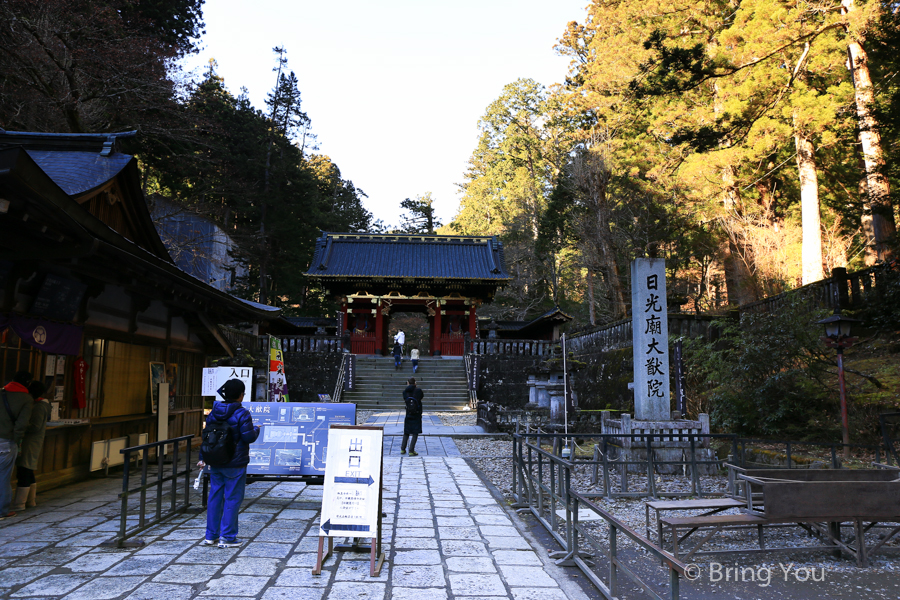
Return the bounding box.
[0,455,589,600]
[371,411,479,457]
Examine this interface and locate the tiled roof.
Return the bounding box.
[25,149,132,196]
[307,233,510,280]
[480,307,574,331]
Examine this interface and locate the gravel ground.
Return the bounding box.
[356,409,376,424]
[458,438,900,582]
[435,411,477,426]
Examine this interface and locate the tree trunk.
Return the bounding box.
[794,126,824,284]
[587,270,596,326]
[721,165,757,305]
[843,0,895,262]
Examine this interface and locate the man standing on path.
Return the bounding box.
[0,371,33,519]
[198,379,260,548]
[401,377,423,456]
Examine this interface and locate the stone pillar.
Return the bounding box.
[547,376,566,425]
[526,375,537,406]
[631,258,670,421]
[535,378,550,409]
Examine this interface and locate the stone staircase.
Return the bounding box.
[342,356,470,411]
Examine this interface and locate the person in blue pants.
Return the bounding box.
[198,379,260,548]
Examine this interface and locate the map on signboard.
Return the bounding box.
[319,426,383,537]
[244,402,356,476]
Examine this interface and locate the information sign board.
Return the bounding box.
[201,367,254,401]
[244,402,355,476]
[318,426,383,537]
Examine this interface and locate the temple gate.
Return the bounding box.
[306,233,510,356]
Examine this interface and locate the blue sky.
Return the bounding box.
[182,0,588,228]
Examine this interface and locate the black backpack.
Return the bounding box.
[201,419,235,466]
[404,389,423,418]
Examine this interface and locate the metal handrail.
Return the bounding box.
[109,435,195,547]
[513,433,690,599]
[464,353,478,409]
[570,490,690,600]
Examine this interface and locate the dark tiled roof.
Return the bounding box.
[25,149,132,196]
[480,307,573,331]
[307,233,509,280]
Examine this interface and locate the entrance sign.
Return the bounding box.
[245,402,355,476]
[631,258,670,420]
[314,425,385,577]
[201,367,254,401]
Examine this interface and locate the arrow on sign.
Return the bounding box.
[320,519,371,534]
[334,475,375,486]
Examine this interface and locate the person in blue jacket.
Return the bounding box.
[198,379,260,548]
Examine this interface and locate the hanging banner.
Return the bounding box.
[0,314,83,355]
[269,336,289,402]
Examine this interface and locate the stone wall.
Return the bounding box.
[283,353,343,402]
[568,346,634,413]
[475,355,542,409]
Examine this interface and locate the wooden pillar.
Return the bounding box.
[375,302,384,356]
[468,305,476,339]
[433,304,442,356]
[341,302,348,332]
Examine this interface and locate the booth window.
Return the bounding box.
[169,349,204,411]
[82,338,164,418]
[0,329,41,384]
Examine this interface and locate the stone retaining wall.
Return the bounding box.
[283,353,343,402]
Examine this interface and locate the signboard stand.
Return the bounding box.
[313,425,385,577]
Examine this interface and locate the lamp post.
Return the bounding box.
[816,312,860,460]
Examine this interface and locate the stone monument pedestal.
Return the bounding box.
[600,411,716,475]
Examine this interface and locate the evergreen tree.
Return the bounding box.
[399,193,442,234]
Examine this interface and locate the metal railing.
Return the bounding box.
[514,432,731,501]
[512,432,691,599]
[108,435,195,548]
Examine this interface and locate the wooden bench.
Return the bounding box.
[661,514,769,561]
[645,498,746,544]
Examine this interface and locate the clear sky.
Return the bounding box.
[183,0,588,229]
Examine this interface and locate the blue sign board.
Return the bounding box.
[244,402,356,475]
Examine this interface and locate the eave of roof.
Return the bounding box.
[307,232,510,280]
[0,147,281,323]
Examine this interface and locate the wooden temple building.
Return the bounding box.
[306,233,510,356]
[0,129,281,490]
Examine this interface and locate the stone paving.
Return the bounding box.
[0,454,590,600]
[372,412,470,456]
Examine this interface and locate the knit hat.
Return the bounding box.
[221,379,245,402]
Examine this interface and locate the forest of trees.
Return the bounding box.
[3,1,898,325]
[0,0,376,315]
[452,0,900,326]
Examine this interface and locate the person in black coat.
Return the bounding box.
[401,377,424,456]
